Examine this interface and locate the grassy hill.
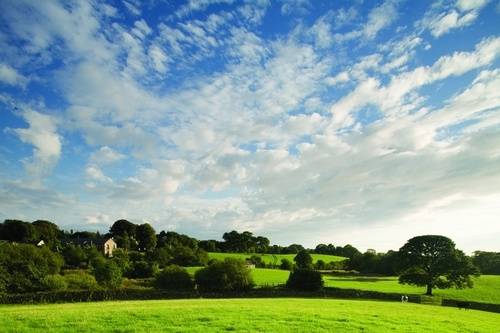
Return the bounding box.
[1,298,499,332]
[207,252,346,264]
[184,267,500,304]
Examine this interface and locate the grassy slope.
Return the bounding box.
[186,267,500,303]
[1,298,499,332]
[207,252,346,264]
[324,275,500,304]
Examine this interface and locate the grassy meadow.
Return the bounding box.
[207,252,346,265]
[185,267,500,303]
[1,298,499,333]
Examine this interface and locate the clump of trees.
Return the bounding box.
[286,251,323,291]
[398,235,478,295]
[154,265,194,290]
[472,251,500,274]
[194,258,254,291]
[0,243,63,293]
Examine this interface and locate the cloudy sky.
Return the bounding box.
[0,0,499,253]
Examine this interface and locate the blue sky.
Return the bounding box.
[0,0,499,252]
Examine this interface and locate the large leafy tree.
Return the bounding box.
[294,250,313,269]
[136,223,157,251]
[398,235,478,295]
[110,219,137,238]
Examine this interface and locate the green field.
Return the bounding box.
[186,267,500,303]
[1,298,498,332]
[207,252,346,265]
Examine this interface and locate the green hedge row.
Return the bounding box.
[2,288,498,314]
[442,299,500,313]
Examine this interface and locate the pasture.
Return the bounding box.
[207,252,346,265]
[185,267,500,303]
[1,298,498,332]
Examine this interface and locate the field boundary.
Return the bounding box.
[2,287,499,313]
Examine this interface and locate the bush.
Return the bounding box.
[63,271,99,290]
[280,259,293,270]
[0,243,64,293]
[41,275,67,291]
[154,265,194,290]
[126,260,159,278]
[286,269,323,291]
[92,259,123,289]
[62,245,87,268]
[195,258,254,292]
[294,250,313,269]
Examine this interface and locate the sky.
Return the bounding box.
[0,0,499,253]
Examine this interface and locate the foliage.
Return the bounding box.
[286,269,323,291]
[32,220,61,248]
[157,231,199,250]
[149,247,172,268]
[136,223,157,251]
[110,220,137,239]
[473,251,500,274]
[398,235,479,295]
[0,220,37,243]
[63,271,99,290]
[126,260,158,278]
[222,230,270,253]
[154,265,194,290]
[91,258,123,289]
[294,250,313,269]
[171,246,208,266]
[62,245,87,268]
[0,243,63,293]
[41,274,68,291]
[194,258,254,291]
[280,258,293,270]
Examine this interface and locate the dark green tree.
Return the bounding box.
[32,220,60,247]
[154,265,194,290]
[194,258,254,291]
[294,250,313,269]
[398,235,478,295]
[286,269,323,291]
[110,220,137,238]
[0,220,37,242]
[136,223,157,251]
[91,258,123,289]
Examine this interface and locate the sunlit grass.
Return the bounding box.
[1,298,498,332]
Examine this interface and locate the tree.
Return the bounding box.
[398,235,478,295]
[110,220,136,239]
[280,258,293,270]
[0,243,63,292]
[136,223,157,251]
[32,220,60,248]
[286,269,323,291]
[472,251,500,274]
[91,258,123,289]
[0,220,37,242]
[154,265,194,290]
[194,258,254,291]
[294,250,313,269]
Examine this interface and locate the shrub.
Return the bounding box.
[154,265,194,290]
[63,271,99,290]
[92,258,123,289]
[170,246,208,266]
[0,243,64,293]
[41,275,67,291]
[195,258,254,292]
[286,269,323,291]
[62,245,87,268]
[126,260,159,278]
[294,250,313,269]
[280,259,293,270]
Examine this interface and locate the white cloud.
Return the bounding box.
[10,110,61,181]
[0,63,28,87]
[421,0,490,38]
[90,146,126,165]
[363,0,399,40]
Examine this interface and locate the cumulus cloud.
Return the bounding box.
[10,110,61,182]
[0,63,28,87]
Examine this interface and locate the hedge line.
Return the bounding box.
[0,287,420,304]
[1,288,499,314]
[442,299,500,313]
